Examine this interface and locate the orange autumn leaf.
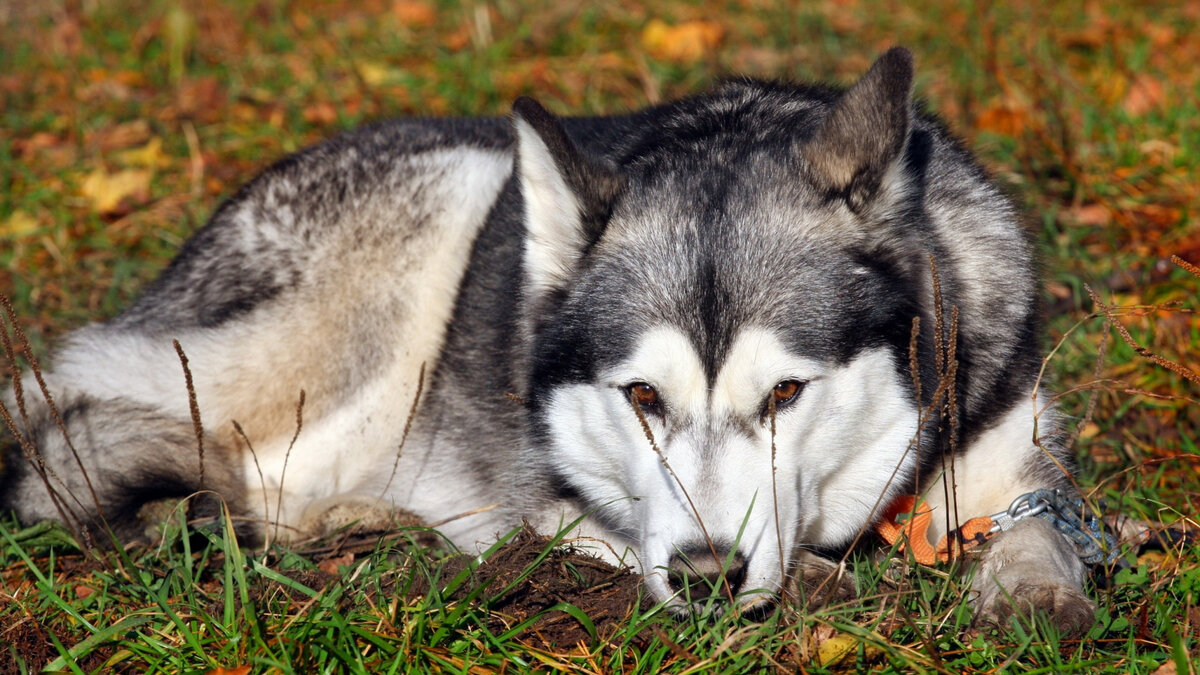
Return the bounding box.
[1123,74,1166,116]
[641,19,724,63]
[205,666,251,675]
[317,553,355,575]
[303,101,339,124]
[1069,203,1112,227]
[975,99,1031,137]
[393,0,436,28]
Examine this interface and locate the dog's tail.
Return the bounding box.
[0,389,250,546]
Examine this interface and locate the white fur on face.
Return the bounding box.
[542,325,920,606]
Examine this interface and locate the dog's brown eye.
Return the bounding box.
[772,380,804,407]
[629,382,659,408]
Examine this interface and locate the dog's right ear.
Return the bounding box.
[800,46,914,214]
[513,97,623,297]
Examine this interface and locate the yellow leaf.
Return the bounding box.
[356,60,399,87]
[1138,550,1167,567]
[116,137,170,168]
[641,19,724,63]
[816,632,858,666]
[80,167,152,214]
[1,210,39,237]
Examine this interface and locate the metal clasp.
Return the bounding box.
[988,491,1051,533]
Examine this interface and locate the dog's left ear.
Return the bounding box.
[513,97,623,297]
[801,46,914,213]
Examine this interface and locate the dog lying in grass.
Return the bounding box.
[1,47,1097,633]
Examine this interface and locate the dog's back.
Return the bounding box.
[2,118,518,543]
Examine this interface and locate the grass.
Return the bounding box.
[1,0,1198,672]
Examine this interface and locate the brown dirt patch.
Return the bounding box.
[0,618,117,674]
[301,524,647,650]
[444,526,646,651]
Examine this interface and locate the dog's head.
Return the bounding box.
[516,48,931,610]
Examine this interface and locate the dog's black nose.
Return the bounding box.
[667,546,747,599]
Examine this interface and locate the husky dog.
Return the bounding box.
[1,48,1094,632]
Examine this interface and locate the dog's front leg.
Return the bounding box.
[971,517,1094,634]
[785,550,858,609]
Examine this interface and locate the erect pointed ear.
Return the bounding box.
[512,97,623,297]
[801,46,914,213]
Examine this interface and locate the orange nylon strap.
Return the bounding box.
[876,495,997,565]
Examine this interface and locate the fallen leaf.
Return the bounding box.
[393,0,436,27]
[303,101,338,125]
[176,76,226,120]
[317,553,355,575]
[116,137,171,169]
[74,585,95,599]
[1138,550,1167,567]
[356,60,400,87]
[442,24,471,51]
[204,666,251,675]
[1150,661,1176,675]
[641,19,724,63]
[13,132,61,158]
[1123,75,1166,117]
[1,211,40,237]
[1139,139,1177,163]
[816,632,858,666]
[1143,22,1176,48]
[89,120,152,151]
[1045,281,1072,300]
[975,99,1031,137]
[1068,203,1111,227]
[1127,204,1182,230]
[80,167,152,214]
[51,15,83,56]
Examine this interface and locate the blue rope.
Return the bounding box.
[1025,489,1120,565]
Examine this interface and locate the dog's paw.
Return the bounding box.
[785,550,857,610]
[299,495,434,545]
[971,518,1095,636]
[974,578,1095,636]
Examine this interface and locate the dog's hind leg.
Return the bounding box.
[0,391,250,545]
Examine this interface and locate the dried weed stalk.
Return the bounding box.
[172,339,205,490]
[380,362,425,498]
[271,389,306,544]
[1,294,103,549]
[1085,284,1200,386]
[630,389,736,604]
[767,396,788,606]
[231,419,271,552]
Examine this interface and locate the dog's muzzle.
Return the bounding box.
[667,544,747,600]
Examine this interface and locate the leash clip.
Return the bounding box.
[990,489,1119,565]
[988,491,1050,533]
